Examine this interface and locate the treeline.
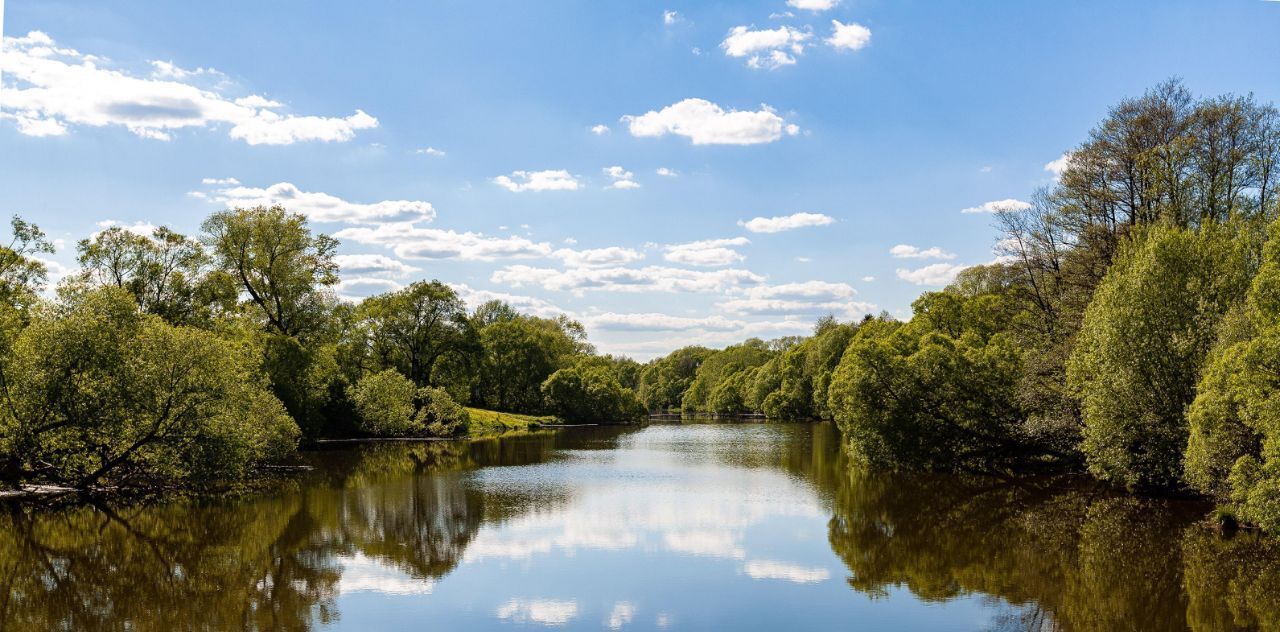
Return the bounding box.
[639,81,1280,532]
[0,208,643,490]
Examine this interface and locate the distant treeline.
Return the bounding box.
[0,209,646,491]
[637,80,1280,533]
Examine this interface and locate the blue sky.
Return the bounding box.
[3,1,1279,358]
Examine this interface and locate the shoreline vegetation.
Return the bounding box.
[4,80,1280,538]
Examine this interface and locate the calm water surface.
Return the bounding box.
[3,422,1279,631]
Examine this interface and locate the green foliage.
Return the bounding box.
[350,369,470,437]
[474,312,588,412]
[681,339,774,413]
[0,288,298,487]
[356,281,477,388]
[1069,221,1257,489]
[0,215,55,312]
[638,346,713,411]
[828,299,1030,471]
[541,361,644,422]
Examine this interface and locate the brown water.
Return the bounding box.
[1,421,1278,631]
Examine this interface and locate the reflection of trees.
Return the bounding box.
[0,429,620,630]
[0,497,341,631]
[817,452,1280,631]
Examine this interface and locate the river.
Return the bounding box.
[2,421,1278,630]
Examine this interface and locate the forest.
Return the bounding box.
[641,80,1280,533]
[4,80,1280,538]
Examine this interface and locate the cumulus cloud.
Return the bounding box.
[416,146,446,157]
[196,180,435,224]
[655,167,678,177]
[889,244,956,260]
[336,222,554,261]
[788,0,839,10]
[603,166,640,189]
[826,20,872,51]
[739,212,834,233]
[449,283,566,319]
[0,31,378,143]
[93,219,158,239]
[961,198,1032,214]
[335,276,402,302]
[551,246,645,268]
[719,281,874,318]
[492,264,764,295]
[1044,152,1072,180]
[663,10,681,26]
[664,237,750,267]
[585,312,747,332]
[896,263,968,285]
[493,169,581,192]
[721,26,811,70]
[334,253,420,276]
[622,98,799,146]
[590,124,610,135]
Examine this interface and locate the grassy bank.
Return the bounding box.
[465,407,560,437]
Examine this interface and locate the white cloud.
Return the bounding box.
[590,124,611,135]
[449,283,566,319]
[961,198,1032,214]
[664,237,749,267]
[743,560,830,584]
[586,312,747,332]
[337,222,554,261]
[979,165,993,173]
[896,263,968,285]
[335,276,402,301]
[826,20,872,51]
[0,31,378,144]
[795,256,811,263]
[720,281,874,319]
[492,264,764,295]
[551,246,645,268]
[788,0,839,10]
[889,244,956,260]
[200,177,239,185]
[663,10,681,26]
[496,600,579,627]
[721,26,811,70]
[416,146,446,157]
[739,212,834,233]
[334,253,420,277]
[622,98,799,146]
[861,275,875,282]
[603,165,640,190]
[198,180,435,224]
[655,167,678,177]
[1044,152,1072,180]
[493,169,581,192]
[93,219,157,239]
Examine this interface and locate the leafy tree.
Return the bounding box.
[1068,220,1258,490]
[638,346,713,412]
[202,205,338,338]
[357,281,477,388]
[349,369,469,437]
[475,314,587,412]
[0,215,54,311]
[0,288,298,487]
[681,339,774,413]
[541,362,644,422]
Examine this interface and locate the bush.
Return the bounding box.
[0,288,300,487]
[349,370,470,437]
[541,364,644,422]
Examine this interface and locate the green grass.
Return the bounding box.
[465,407,560,437]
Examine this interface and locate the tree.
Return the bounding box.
[638,346,713,412]
[541,362,644,422]
[72,225,230,325]
[475,315,587,412]
[0,215,54,311]
[349,369,469,437]
[0,288,298,487]
[202,206,338,338]
[358,281,476,388]
[1068,220,1258,490]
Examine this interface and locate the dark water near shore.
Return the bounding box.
[2,421,1279,631]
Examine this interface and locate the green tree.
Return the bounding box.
[357,281,478,388]
[475,314,587,412]
[0,288,298,487]
[0,215,55,312]
[349,369,469,437]
[202,205,338,338]
[637,346,713,412]
[1069,220,1258,490]
[541,362,644,422]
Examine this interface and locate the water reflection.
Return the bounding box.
[0,422,1278,630]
